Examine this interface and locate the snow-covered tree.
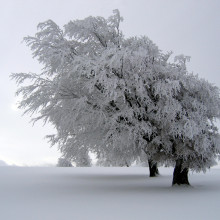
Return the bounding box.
[141,55,220,184]
[57,157,73,167]
[11,10,220,185]
[11,10,156,172]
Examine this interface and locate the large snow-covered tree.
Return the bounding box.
[11,10,159,172]
[11,10,220,185]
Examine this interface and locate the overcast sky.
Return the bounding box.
[0,0,219,166]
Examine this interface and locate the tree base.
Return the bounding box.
[148,160,159,177]
[172,159,190,185]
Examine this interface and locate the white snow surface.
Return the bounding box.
[0,167,219,220]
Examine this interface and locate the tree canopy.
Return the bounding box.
[11,10,220,185]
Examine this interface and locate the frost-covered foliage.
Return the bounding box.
[145,56,220,172]
[57,157,72,167]
[11,10,220,172]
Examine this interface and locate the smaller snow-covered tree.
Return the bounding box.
[143,55,220,185]
[57,157,73,167]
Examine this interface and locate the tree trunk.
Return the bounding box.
[172,159,190,185]
[148,159,159,177]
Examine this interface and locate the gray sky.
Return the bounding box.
[0,0,219,166]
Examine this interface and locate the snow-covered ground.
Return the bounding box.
[0,167,219,220]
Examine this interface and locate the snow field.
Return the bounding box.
[0,167,219,220]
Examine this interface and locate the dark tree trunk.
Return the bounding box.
[172,159,190,185]
[148,159,159,177]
